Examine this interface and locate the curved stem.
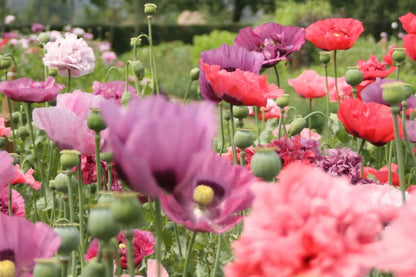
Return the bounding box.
[303,111,325,121]
[147,15,160,95]
[183,79,193,103]
[183,231,197,277]
[105,66,121,81]
[273,64,280,87]
[125,229,135,277]
[173,223,183,258]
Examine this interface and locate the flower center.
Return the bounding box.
[193,185,214,206]
[0,260,16,277]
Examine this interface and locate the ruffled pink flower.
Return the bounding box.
[43,33,95,77]
[12,165,42,190]
[92,80,137,104]
[0,187,25,216]
[356,54,396,80]
[161,150,254,233]
[0,118,11,137]
[0,76,64,103]
[288,70,327,99]
[32,90,111,155]
[225,162,400,277]
[101,51,117,65]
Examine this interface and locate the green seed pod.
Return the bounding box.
[382,82,413,105]
[130,37,142,48]
[144,3,157,15]
[87,109,106,132]
[88,204,121,242]
[81,260,106,277]
[0,56,12,70]
[251,148,282,182]
[100,151,113,163]
[287,117,306,137]
[48,67,58,77]
[276,94,289,108]
[234,129,253,149]
[16,126,29,139]
[111,192,146,227]
[38,32,50,44]
[392,48,406,63]
[60,150,80,170]
[33,258,60,277]
[132,60,145,81]
[11,112,20,125]
[54,223,80,256]
[189,67,200,81]
[54,172,70,193]
[345,67,363,87]
[232,105,250,120]
[319,51,331,65]
[223,110,231,121]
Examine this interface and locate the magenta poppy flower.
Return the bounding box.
[161,150,254,233]
[288,70,327,99]
[0,76,64,103]
[234,22,305,67]
[0,213,61,276]
[92,80,137,104]
[32,90,111,155]
[0,187,25,216]
[43,33,95,77]
[199,44,263,103]
[305,18,364,51]
[100,96,217,199]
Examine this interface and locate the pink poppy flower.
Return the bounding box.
[225,162,399,277]
[363,164,400,187]
[161,150,255,233]
[0,213,61,276]
[0,76,64,103]
[101,51,117,65]
[31,23,45,33]
[288,70,327,99]
[0,151,17,189]
[0,187,25,216]
[327,76,353,102]
[101,96,217,199]
[12,165,42,190]
[43,33,95,77]
[0,118,11,137]
[356,54,396,80]
[92,80,137,104]
[32,90,111,155]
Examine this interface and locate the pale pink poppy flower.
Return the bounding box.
[101,51,117,65]
[92,80,137,104]
[48,30,62,42]
[98,41,111,52]
[43,33,95,77]
[71,27,85,36]
[225,162,399,277]
[0,186,25,216]
[0,151,17,188]
[134,259,169,277]
[32,90,111,155]
[0,213,61,276]
[288,70,327,99]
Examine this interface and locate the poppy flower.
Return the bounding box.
[402,34,416,62]
[0,118,10,137]
[92,80,137,104]
[327,76,353,102]
[0,76,64,103]
[363,164,400,187]
[288,70,326,99]
[248,99,287,121]
[0,151,17,189]
[32,90,111,155]
[234,22,305,67]
[200,62,283,107]
[0,187,25,216]
[160,150,254,233]
[337,99,400,146]
[12,165,42,190]
[356,54,396,80]
[100,96,217,199]
[305,18,364,51]
[0,213,61,276]
[198,44,263,103]
[399,12,416,34]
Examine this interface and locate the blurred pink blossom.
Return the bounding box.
[4,15,15,25]
[101,51,117,65]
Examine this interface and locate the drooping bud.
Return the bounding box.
[193,184,214,206]
[345,67,363,87]
[251,148,282,182]
[276,94,289,108]
[121,91,132,106]
[189,67,200,81]
[87,108,106,132]
[287,117,306,137]
[132,60,145,81]
[130,37,142,48]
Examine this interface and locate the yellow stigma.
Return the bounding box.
[0,260,16,277]
[119,243,126,249]
[193,185,214,206]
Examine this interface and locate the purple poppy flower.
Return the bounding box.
[161,150,254,233]
[92,80,138,104]
[32,90,111,154]
[405,119,416,142]
[0,76,64,103]
[100,96,217,199]
[0,213,61,276]
[234,22,306,67]
[199,44,263,103]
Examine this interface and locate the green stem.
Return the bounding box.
[125,229,135,277]
[391,106,407,202]
[67,69,71,93]
[43,43,48,81]
[8,183,12,216]
[277,109,285,139]
[308,99,312,138]
[253,106,260,143]
[211,234,222,277]
[95,133,102,190]
[147,15,160,96]
[105,66,121,81]
[66,171,75,222]
[183,231,197,277]
[333,50,340,107]
[273,64,280,87]
[395,62,401,81]
[155,199,163,277]
[324,64,330,121]
[218,103,225,155]
[6,97,15,153]
[183,79,193,103]
[174,223,183,258]
[229,103,237,164]
[76,159,86,269]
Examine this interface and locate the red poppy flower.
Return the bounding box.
[399,12,416,34]
[288,70,326,99]
[403,34,416,62]
[338,99,400,146]
[305,18,364,51]
[363,164,400,186]
[356,54,396,80]
[200,61,284,107]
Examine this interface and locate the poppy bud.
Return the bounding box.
[234,129,253,149]
[111,192,146,227]
[54,223,80,256]
[144,3,157,15]
[38,32,50,44]
[54,172,70,193]
[193,184,214,206]
[60,150,80,170]
[0,56,12,70]
[382,81,413,105]
[88,204,121,242]
[345,67,363,87]
[287,117,306,137]
[319,51,331,65]
[87,109,106,132]
[251,148,282,181]
[100,151,113,163]
[16,125,29,139]
[276,94,289,108]
[81,260,106,277]
[189,67,200,81]
[48,67,58,77]
[132,60,145,81]
[121,91,132,106]
[232,105,249,119]
[130,37,142,47]
[223,110,231,121]
[11,112,20,125]
[33,258,60,277]
[392,48,406,63]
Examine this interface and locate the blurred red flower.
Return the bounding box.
[305,18,364,51]
[402,34,416,62]
[363,164,400,187]
[338,99,400,146]
[357,54,396,80]
[399,12,416,34]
